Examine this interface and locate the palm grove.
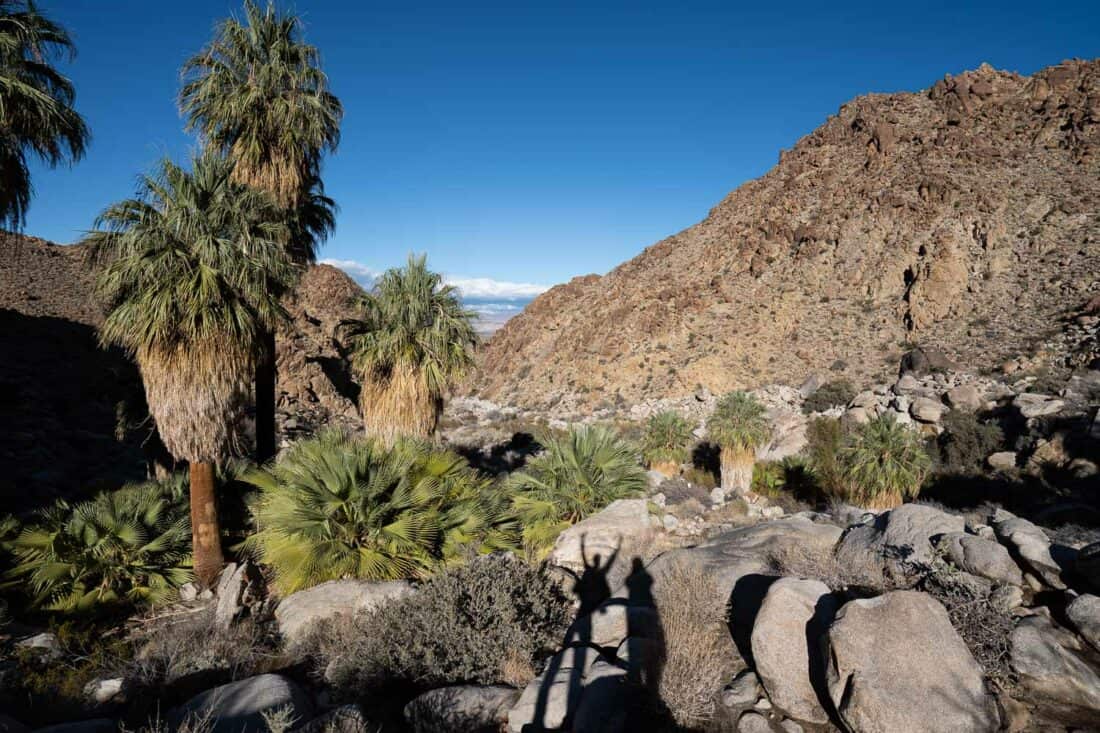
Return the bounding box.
[1,1,938,613]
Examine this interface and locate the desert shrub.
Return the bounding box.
[506,425,647,554]
[244,429,517,593]
[652,561,740,727]
[934,411,1004,476]
[751,461,785,497]
[642,411,694,467]
[802,379,856,414]
[805,417,848,497]
[319,555,570,692]
[6,483,192,613]
[767,543,895,594]
[682,466,717,490]
[840,414,931,509]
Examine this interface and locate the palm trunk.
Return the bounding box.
[255,328,277,463]
[720,444,755,496]
[189,461,225,587]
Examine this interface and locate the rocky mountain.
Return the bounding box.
[472,60,1100,410]
[0,232,365,512]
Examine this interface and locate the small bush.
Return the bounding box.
[934,411,1004,476]
[805,417,848,497]
[319,555,570,692]
[802,379,856,413]
[840,414,931,509]
[682,466,717,490]
[642,411,694,467]
[506,425,647,555]
[751,461,785,497]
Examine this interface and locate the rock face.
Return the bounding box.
[835,503,965,571]
[750,578,837,724]
[405,685,519,733]
[472,61,1100,411]
[991,510,1068,589]
[1066,594,1100,651]
[168,674,314,733]
[936,532,1024,586]
[549,498,654,576]
[825,591,1000,732]
[274,579,413,649]
[1010,616,1100,725]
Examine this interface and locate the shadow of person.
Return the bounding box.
[522,535,622,732]
[624,557,666,694]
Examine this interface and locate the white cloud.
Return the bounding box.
[321,258,550,300]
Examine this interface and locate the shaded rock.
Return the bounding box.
[835,503,964,571]
[550,499,651,576]
[168,673,313,733]
[405,685,519,733]
[909,396,946,423]
[1078,541,1100,593]
[899,347,958,377]
[937,532,1024,586]
[826,591,999,732]
[945,384,983,411]
[1013,392,1065,418]
[736,712,773,733]
[275,579,413,649]
[506,666,583,733]
[0,715,27,733]
[750,578,837,724]
[1066,594,1100,651]
[988,451,1018,471]
[31,721,115,733]
[992,510,1067,589]
[1010,615,1100,725]
[721,669,763,708]
[83,677,125,706]
[213,562,264,630]
[294,705,373,733]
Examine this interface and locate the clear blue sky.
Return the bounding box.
[24,0,1100,295]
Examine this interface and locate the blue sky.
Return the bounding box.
[24,0,1100,299]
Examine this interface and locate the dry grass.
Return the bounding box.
[766,542,902,594]
[652,560,742,728]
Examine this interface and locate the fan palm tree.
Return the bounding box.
[706,391,772,496]
[87,152,295,585]
[346,254,479,445]
[505,425,647,555]
[180,0,342,463]
[841,413,931,509]
[243,429,513,593]
[642,410,694,477]
[0,0,89,229]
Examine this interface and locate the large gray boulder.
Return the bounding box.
[826,591,999,732]
[168,674,313,733]
[991,510,1067,589]
[1066,594,1100,651]
[1013,393,1065,419]
[835,503,964,572]
[550,499,652,576]
[909,396,946,423]
[945,384,983,411]
[936,532,1024,586]
[750,578,837,724]
[1010,615,1100,725]
[274,579,413,649]
[405,685,519,733]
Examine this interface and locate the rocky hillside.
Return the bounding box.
[0,232,365,512]
[473,60,1100,410]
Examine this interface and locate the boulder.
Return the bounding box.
[936,532,1024,586]
[1066,594,1100,651]
[294,705,373,733]
[405,685,519,733]
[736,712,773,733]
[991,510,1067,589]
[909,396,946,423]
[899,347,958,377]
[826,591,999,732]
[945,384,983,411]
[835,503,964,571]
[721,669,763,708]
[1010,615,1100,725]
[506,665,583,733]
[213,561,264,630]
[83,677,126,706]
[274,579,413,649]
[550,499,652,576]
[168,674,313,733]
[1013,393,1065,419]
[1078,541,1100,593]
[987,451,1018,471]
[750,578,837,724]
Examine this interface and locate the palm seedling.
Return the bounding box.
[243,429,513,594]
[87,152,295,585]
[642,411,694,478]
[505,425,647,555]
[180,0,342,463]
[706,391,772,496]
[0,0,89,228]
[840,413,931,509]
[345,255,479,445]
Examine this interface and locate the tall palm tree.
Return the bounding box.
[706,391,773,496]
[87,152,294,585]
[180,0,342,463]
[0,0,89,229]
[346,255,479,445]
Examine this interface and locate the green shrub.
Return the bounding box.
[642,411,694,467]
[681,467,717,490]
[506,425,647,554]
[802,379,856,413]
[319,555,570,691]
[935,411,1004,476]
[7,483,192,613]
[751,462,786,497]
[244,430,517,593]
[840,414,932,509]
[806,417,848,497]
